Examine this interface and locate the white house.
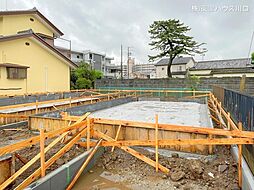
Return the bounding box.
[155,57,195,78]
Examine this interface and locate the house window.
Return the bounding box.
[25,42,30,46]
[89,53,93,60]
[162,68,164,70]
[30,18,34,22]
[6,68,27,79]
[179,66,182,71]
[77,55,80,59]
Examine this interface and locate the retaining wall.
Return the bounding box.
[95,77,254,95]
[0,91,86,107]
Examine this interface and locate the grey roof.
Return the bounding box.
[211,68,254,74]
[190,58,252,70]
[156,57,194,66]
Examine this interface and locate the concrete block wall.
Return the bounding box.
[0,91,85,107]
[95,77,254,95]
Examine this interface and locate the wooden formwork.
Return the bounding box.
[0,91,134,126]
[30,116,209,154]
[93,122,208,154]
[0,105,254,189]
[0,100,90,126]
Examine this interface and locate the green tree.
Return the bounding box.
[251,52,254,64]
[71,62,103,89]
[187,75,200,91]
[148,19,206,77]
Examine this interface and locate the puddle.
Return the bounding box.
[73,166,130,190]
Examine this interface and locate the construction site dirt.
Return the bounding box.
[74,146,239,190]
[0,127,87,189]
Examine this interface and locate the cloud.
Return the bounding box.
[2,0,254,64]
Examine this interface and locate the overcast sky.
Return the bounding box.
[1,0,254,64]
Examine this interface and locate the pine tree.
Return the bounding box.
[148,19,206,77]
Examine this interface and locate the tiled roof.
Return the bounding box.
[190,58,252,70]
[156,57,194,66]
[211,67,254,74]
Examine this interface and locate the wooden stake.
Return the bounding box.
[66,138,103,190]
[227,112,231,130]
[210,114,221,125]
[87,118,91,150]
[208,134,213,154]
[155,114,159,172]
[14,153,28,164]
[111,125,122,152]
[35,100,38,114]
[219,102,222,127]
[238,122,243,189]
[11,153,15,175]
[39,123,46,177]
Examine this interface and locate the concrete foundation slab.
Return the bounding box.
[91,101,212,128]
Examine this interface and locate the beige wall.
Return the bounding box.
[189,70,212,78]
[0,17,3,35]
[212,73,254,78]
[0,37,70,95]
[189,69,254,78]
[155,65,167,78]
[0,15,54,37]
[156,59,195,78]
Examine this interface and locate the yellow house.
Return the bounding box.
[0,7,63,44]
[0,8,76,95]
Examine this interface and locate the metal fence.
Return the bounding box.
[213,86,254,175]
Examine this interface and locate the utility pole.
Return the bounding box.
[120,45,123,79]
[127,47,131,79]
